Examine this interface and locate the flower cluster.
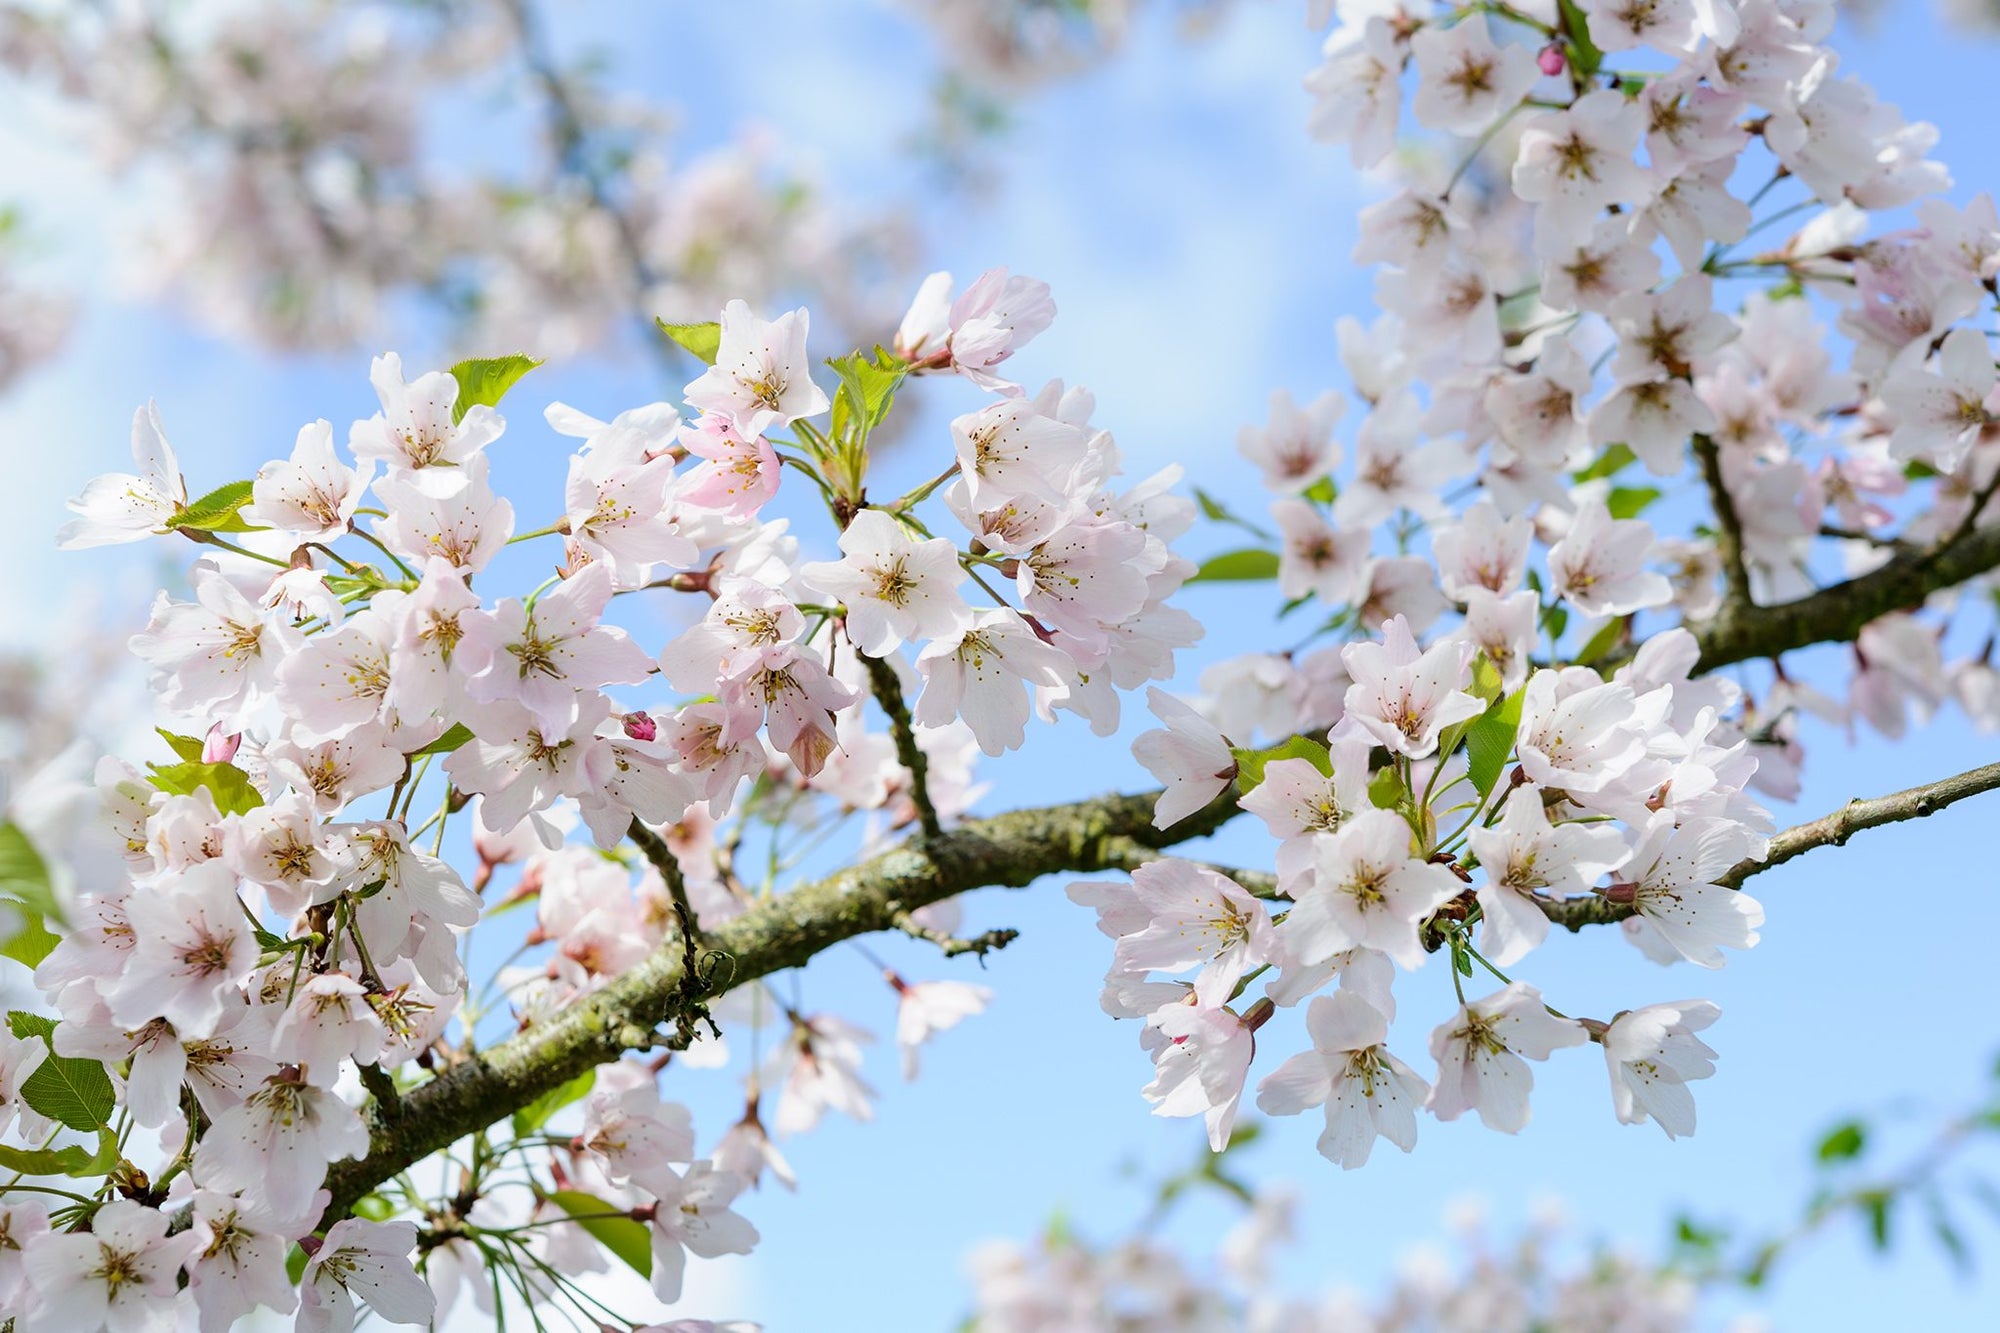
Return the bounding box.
[1069,0,2000,1171]
[6,0,2000,1327]
[4,262,1202,1328]
[0,0,909,357]
[965,1189,1701,1332]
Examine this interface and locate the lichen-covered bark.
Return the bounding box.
[315,532,2000,1216]
[320,784,1240,1215]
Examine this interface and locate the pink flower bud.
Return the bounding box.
[201,722,241,764]
[1537,42,1566,76]
[622,710,658,742]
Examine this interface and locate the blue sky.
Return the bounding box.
[4,0,2000,1327]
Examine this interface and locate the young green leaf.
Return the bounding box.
[656,320,722,366]
[7,1010,55,1041]
[1572,615,1629,667]
[1816,1119,1868,1163]
[1605,486,1662,520]
[548,1190,652,1277]
[145,761,263,816]
[0,822,64,930]
[1190,549,1280,583]
[1368,764,1407,811]
[156,729,206,762]
[0,909,61,969]
[20,1047,116,1131]
[448,355,543,424]
[1572,442,1635,482]
[1464,690,1525,799]
[512,1068,596,1138]
[408,723,475,758]
[165,480,259,533]
[1231,735,1334,794]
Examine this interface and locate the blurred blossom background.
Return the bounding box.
[3,0,2000,1327]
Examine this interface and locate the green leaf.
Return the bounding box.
[1468,654,1504,704]
[1464,690,1525,799]
[156,729,206,763]
[8,1010,55,1041]
[0,821,64,929]
[286,1244,309,1285]
[1605,485,1661,520]
[448,355,543,424]
[1190,549,1280,584]
[166,479,260,533]
[1541,602,1570,641]
[146,761,262,816]
[1557,0,1604,80]
[1573,443,1634,483]
[409,723,475,758]
[0,1141,92,1177]
[1573,616,1628,667]
[1863,1191,1893,1250]
[20,1046,116,1131]
[350,1193,398,1222]
[1817,1120,1868,1163]
[1231,736,1333,795]
[1,909,61,968]
[512,1068,595,1138]
[1368,764,1406,811]
[1302,476,1338,505]
[656,319,721,365]
[547,1190,651,1277]
[826,350,904,444]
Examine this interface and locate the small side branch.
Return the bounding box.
[892,911,1019,961]
[860,650,942,838]
[1694,432,1754,610]
[1718,760,2000,889]
[627,818,722,1048]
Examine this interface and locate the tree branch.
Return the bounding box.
[1540,759,2000,930]
[1715,760,2000,889]
[859,650,942,838]
[1694,433,1754,610]
[318,784,1239,1217]
[1693,521,2000,673]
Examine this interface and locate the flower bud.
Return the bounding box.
[201,722,242,764]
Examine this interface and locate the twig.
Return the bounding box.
[1716,760,2000,888]
[891,911,1019,962]
[859,650,942,838]
[626,817,723,1049]
[1693,432,1754,610]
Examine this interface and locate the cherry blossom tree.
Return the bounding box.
[6,0,2000,1329]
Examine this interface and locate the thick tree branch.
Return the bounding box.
[319,784,1239,1217]
[1692,521,2000,672]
